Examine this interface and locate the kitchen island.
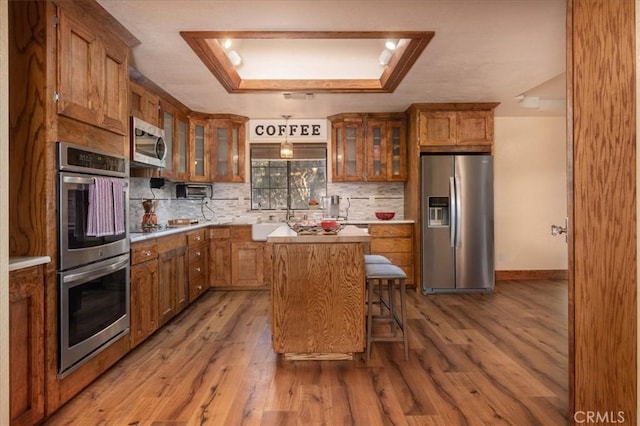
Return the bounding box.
[267,225,371,360]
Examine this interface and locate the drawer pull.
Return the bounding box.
[196,236,201,241]
[195,267,201,273]
[195,251,201,257]
[143,250,151,256]
[197,285,202,290]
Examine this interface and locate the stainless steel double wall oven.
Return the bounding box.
[57,142,130,376]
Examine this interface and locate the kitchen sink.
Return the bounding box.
[251,222,286,241]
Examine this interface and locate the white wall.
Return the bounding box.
[494,116,568,270]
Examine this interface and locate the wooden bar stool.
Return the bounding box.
[364,263,408,362]
[364,254,392,314]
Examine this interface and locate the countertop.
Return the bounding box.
[9,256,52,272]
[129,219,412,243]
[130,221,225,243]
[266,225,371,244]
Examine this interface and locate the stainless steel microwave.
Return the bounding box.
[131,117,167,168]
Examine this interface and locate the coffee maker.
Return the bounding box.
[323,195,349,219]
[328,195,340,217]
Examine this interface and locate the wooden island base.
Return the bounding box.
[268,225,371,356]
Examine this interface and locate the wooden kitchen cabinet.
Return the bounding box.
[365,115,407,181]
[56,6,128,135]
[230,226,268,288]
[130,240,159,348]
[330,113,407,182]
[160,102,190,181]
[189,116,211,182]
[210,227,231,287]
[329,114,365,181]
[157,234,189,325]
[210,115,247,182]
[369,223,414,285]
[412,103,499,151]
[130,80,160,127]
[9,265,45,426]
[187,229,209,301]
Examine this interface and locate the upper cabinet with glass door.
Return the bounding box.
[159,100,190,181]
[365,114,407,182]
[189,115,210,182]
[329,114,365,182]
[330,113,406,182]
[210,116,247,182]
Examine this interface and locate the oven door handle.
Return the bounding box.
[62,175,128,187]
[63,256,129,287]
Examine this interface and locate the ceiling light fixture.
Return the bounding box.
[283,92,315,100]
[220,38,232,49]
[280,115,294,159]
[385,40,398,50]
[379,49,393,66]
[226,50,242,67]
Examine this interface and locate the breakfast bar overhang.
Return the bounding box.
[267,225,371,360]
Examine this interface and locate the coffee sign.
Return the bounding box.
[249,119,327,142]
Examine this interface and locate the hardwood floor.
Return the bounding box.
[44,280,568,425]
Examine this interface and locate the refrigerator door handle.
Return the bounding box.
[449,176,456,247]
[455,175,462,247]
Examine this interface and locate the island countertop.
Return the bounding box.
[266,224,371,244]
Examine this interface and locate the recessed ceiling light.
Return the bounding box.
[379,49,393,65]
[226,50,242,66]
[385,40,398,50]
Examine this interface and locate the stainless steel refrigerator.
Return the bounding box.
[421,154,494,294]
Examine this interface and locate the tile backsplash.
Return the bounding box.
[129,178,404,229]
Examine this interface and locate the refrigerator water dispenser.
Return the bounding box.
[427,197,449,227]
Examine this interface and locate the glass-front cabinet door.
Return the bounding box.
[177,118,188,178]
[162,111,175,175]
[189,117,210,182]
[365,119,387,181]
[211,116,246,182]
[330,115,364,182]
[386,118,407,181]
[158,102,190,182]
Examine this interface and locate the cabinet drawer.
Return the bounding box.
[189,245,206,263]
[131,241,158,265]
[157,233,187,254]
[187,229,207,245]
[370,238,412,253]
[230,225,252,241]
[374,252,413,268]
[209,227,230,239]
[369,224,412,238]
[189,274,207,301]
[189,259,206,279]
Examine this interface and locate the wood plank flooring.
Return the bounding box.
[44,280,568,425]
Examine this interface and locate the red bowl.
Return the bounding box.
[375,212,395,220]
[320,220,337,231]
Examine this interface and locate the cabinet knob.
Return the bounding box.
[196,236,201,241]
[143,250,151,256]
[195,251,201,257]
[197,285,202,290]
[195,267,201,273]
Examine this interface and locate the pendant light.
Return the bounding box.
[280,115,294,159]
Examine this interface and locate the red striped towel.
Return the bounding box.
[86,177,125,237]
